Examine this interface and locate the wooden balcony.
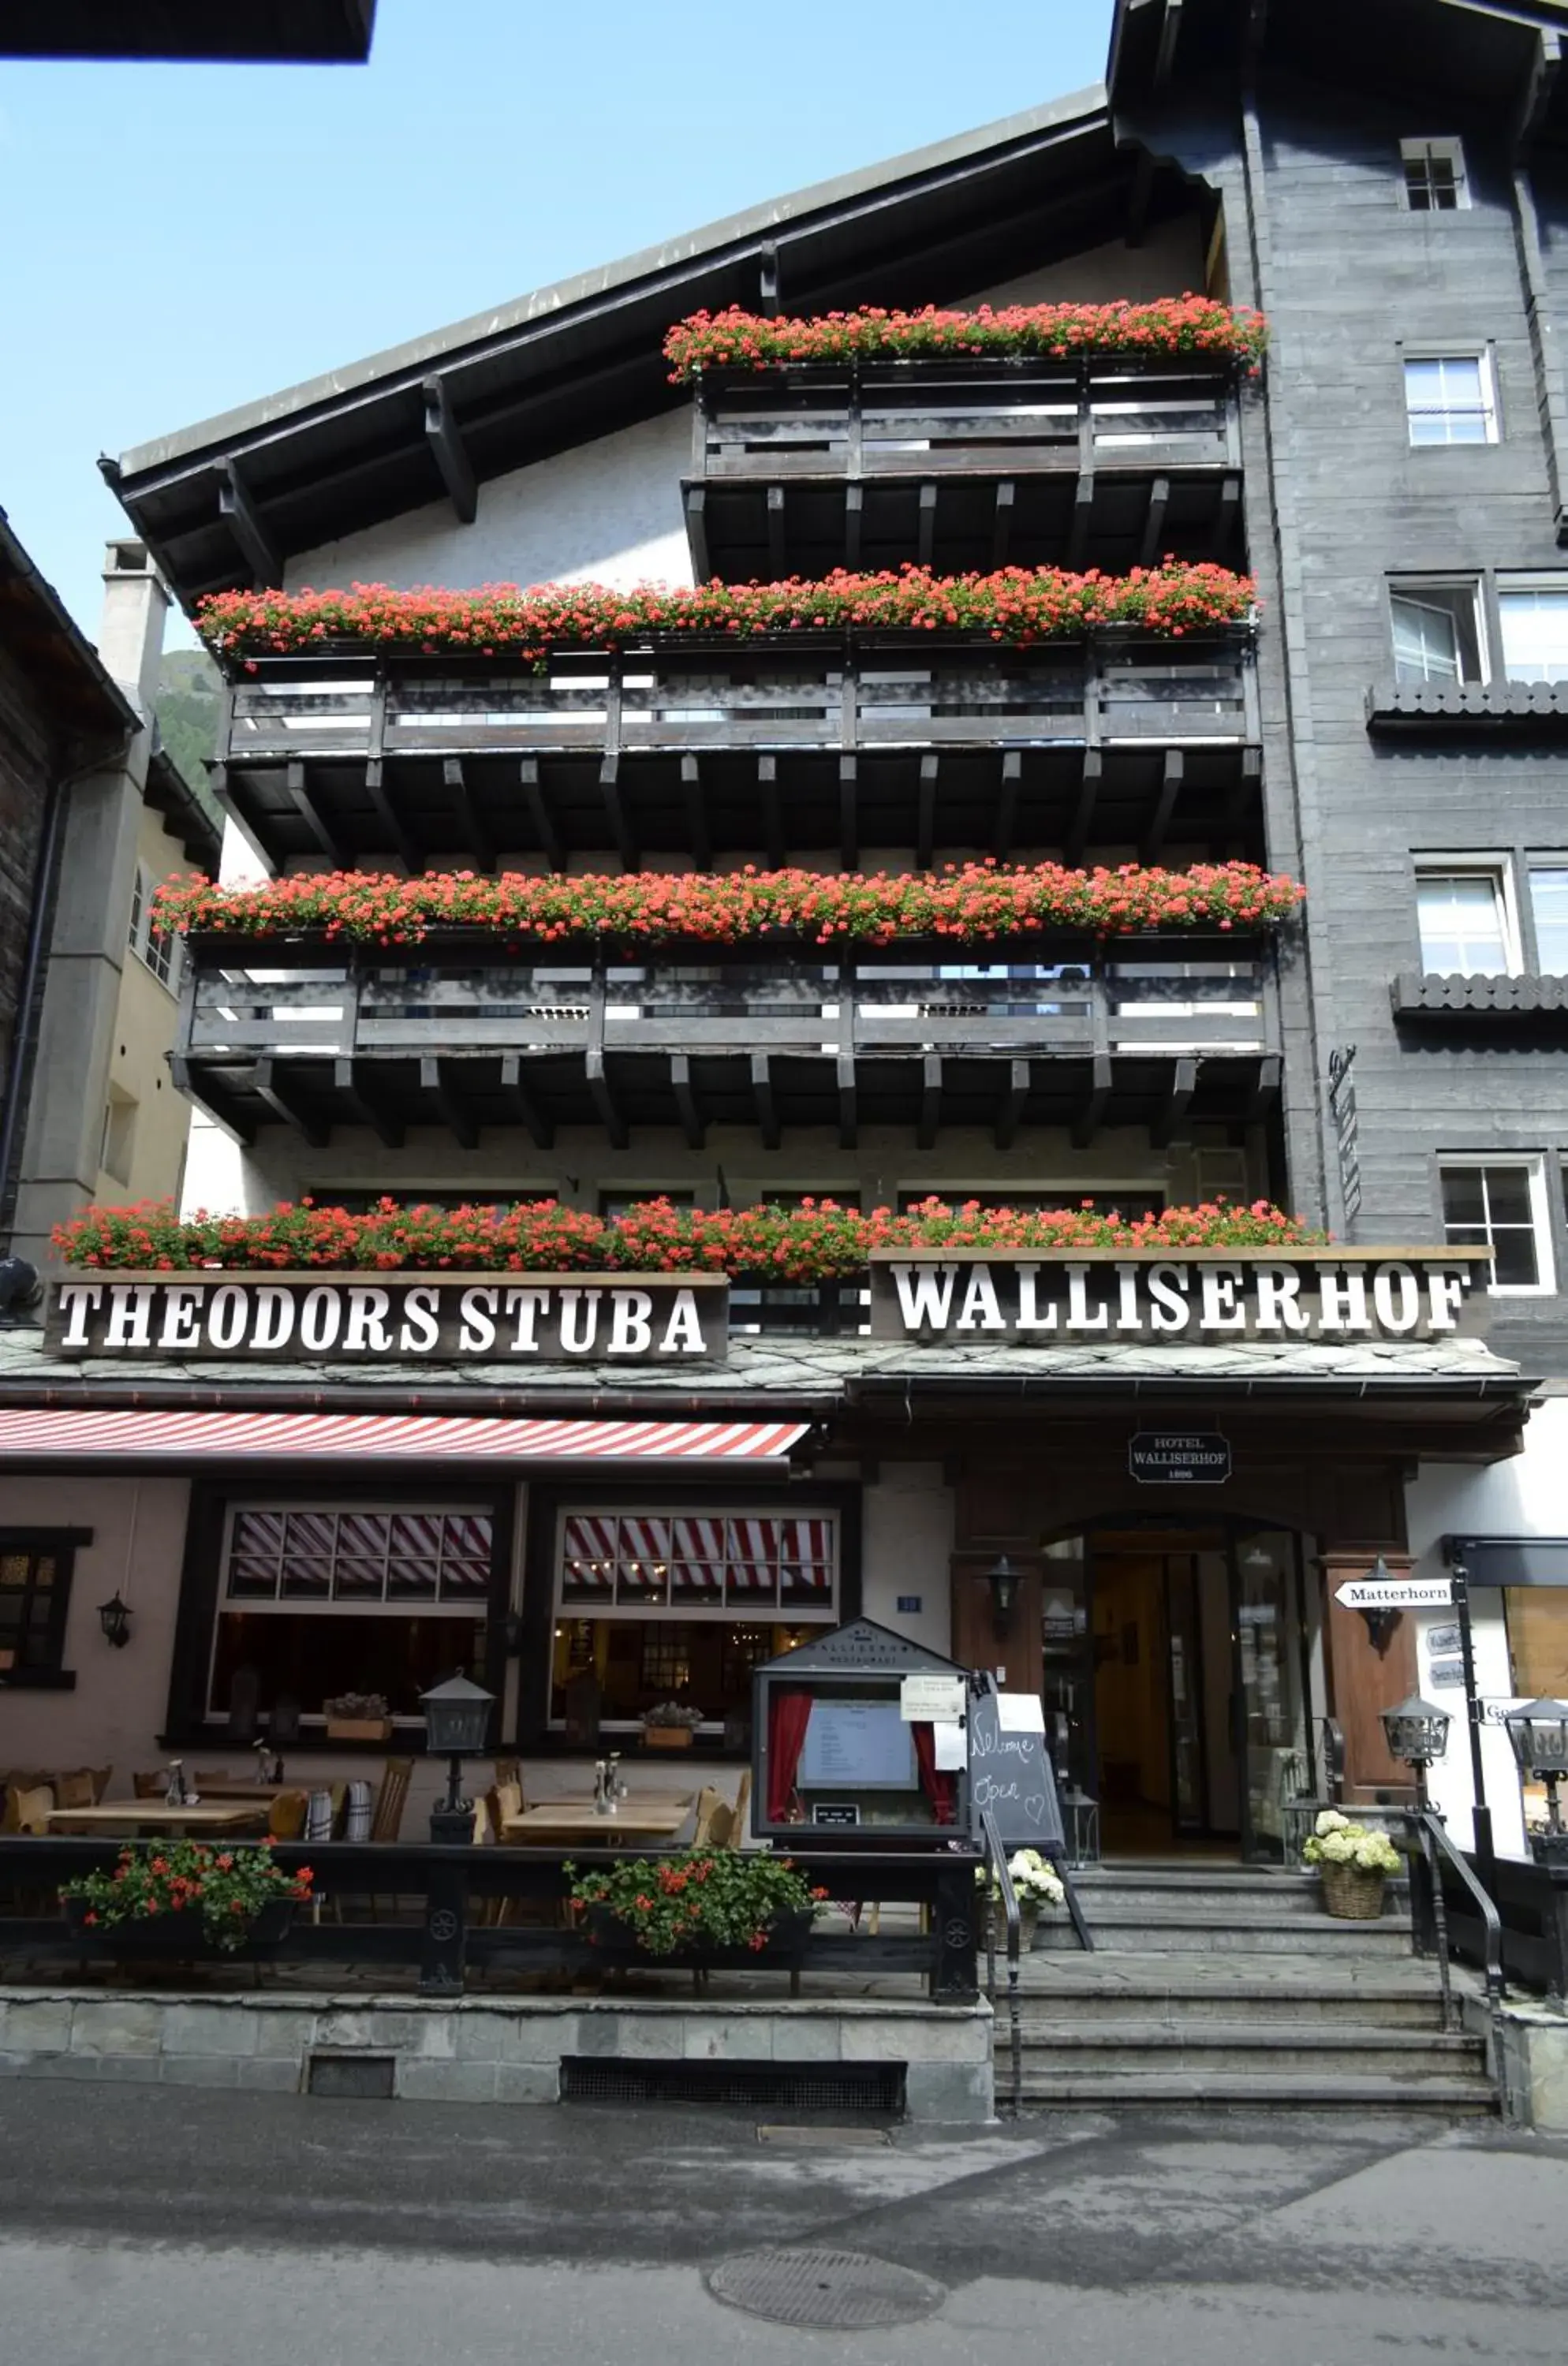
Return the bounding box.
[216,635,1262,872]
[684,360,1245,580]
[175,940,1281,1151]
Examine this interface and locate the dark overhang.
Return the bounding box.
[1446,1534,1568,1585]
[107,89,1210,610]
[0,509,136,752]
[0,0,375,61]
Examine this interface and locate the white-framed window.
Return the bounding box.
[1530,868,1568,972]
[1414,864,1518,976]
[1391,581,1487,685]
[1401,137,1469,212]
[128,864,177,990]
[1404,353,1497,446]
[1439,1159,1555,1293]
[207,1500,495,1724]
[1499,577,1568,684]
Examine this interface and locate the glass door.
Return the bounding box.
[1166,1551,1207,1834]
[1232,1526,1309,1862]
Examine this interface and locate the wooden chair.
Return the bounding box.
[371,1756,413,1843]
[691,1786,727,1847]
[133,1771,166,1798]
[732,1767,752,1843]
[267,1789,309,1842]
[86,1764,113,1804]
[192,1770,235,1789]
[7,1785,52,1835]
[492,1759,524,1801]
[54,1771,98,1811]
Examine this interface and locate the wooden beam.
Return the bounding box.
[499,1053,553,1150]
[767,483,787,576]
[170,1053,255,1148]
[759,755,785,871]
[917,482,937,567]
[1125,144,1155,248]
[685,486,711,582]
[917,754,938,871]
[750,1051,780,1151]
[993,749,1021,861]
[1070,1052,1112,1151]
[837,1054,857,1151]
[335,1058,405,1149]
[1065,472,1095,569]
[681,753,711,870]
[991,480,1015,569]
[1215,472,1241,556]
[1151,1057,1197,1150]
[917,1054,943,1151]
[1154,0,1184,85]
[600,753,637,873]
[759,240,780,315]
[1512,24,1560,158]
[1246,1052,1282,1122]
[844,482,863,569]
[840,756,859,872]
[521,756,564,874]
[671,1053,705,1151]
[1227,745,1263,853]
[995,1058,1031,1151]
[217,459,281,587]
[1065,748,1103,865]
[1138,474,1170,568]
[1141,749,1183,865]
[286,760,346,867]
[364,760,420,873]
[442,756,495,874]
[420,1055,478,1150]
[254,1057,328,1148]
[587,1047,628,1149]
[422,376,477,524]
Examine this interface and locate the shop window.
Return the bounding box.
[1400,137,1469,211]
[1390,582,1486,685]
[1404,353,1496,446]
[1414,866,1516,976]
[0,1532,82,1680]
[1531,869,1568,972]
[207,1502,496,1723]
[1439,1159,1554,1293]
[1499,579,1568,685]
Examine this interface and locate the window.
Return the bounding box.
[1531,870,1568,972]
[1404,354,1496,446]
[1415,868,1514,976]
[895,1188,1165,1216]
[1499,580,1568,684]
[0,1532,84,1680]
[1391,583,1486,685]
[1439,1159,1554,1293]
[306,1189,551,1217]
[1401,137,1469,211]
[99,1088,138,1185]
[208,1502,496,1722]
[128,865,176,989]
[598,1190,697,1221]
[551,1504,840,1731]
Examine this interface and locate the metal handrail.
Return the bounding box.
[980,1808,1023,2118]
[1409,1806,1504,2030]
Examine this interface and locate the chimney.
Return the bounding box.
[97,539,171,711]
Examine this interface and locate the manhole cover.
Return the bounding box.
[706,2247,946,2330]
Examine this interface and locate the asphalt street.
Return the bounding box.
[2,2087,1566,2364]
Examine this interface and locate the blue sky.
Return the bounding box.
[0,0,1112,640]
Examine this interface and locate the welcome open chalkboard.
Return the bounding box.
[967,1691,1065,1853]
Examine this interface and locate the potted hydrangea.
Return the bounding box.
[977,1845,1066,1950]
[1303,1810,1404,1920]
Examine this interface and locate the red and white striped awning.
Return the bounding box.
[0,1409,810,1466]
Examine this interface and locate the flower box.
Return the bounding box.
[642,1726,696,1751]
[62,1896,296,1959]
[324,1718,394,1743]
[582,1902,814,1969]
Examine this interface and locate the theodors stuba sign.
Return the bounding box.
[868,1249,1492,1344]
[47,1271,728,1363]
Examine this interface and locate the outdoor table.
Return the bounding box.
[46,1801,271,1837]
[180,1780,295,1801]
[501,1797,693,1846]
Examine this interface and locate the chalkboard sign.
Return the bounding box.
[968,1690,1065,1853]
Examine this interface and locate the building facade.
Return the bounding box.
[6,0,1566,1860]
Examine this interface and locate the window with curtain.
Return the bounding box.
[1404,355,1496,446]
[1499,583,1568,684]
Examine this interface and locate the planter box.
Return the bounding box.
[62,1897,297,1960]
[323,1719,394,1743]
[642,1726,696,1750]
[582,1903,814,1970]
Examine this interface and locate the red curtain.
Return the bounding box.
[911,1721,958,1826]
[767,1688,813,1823]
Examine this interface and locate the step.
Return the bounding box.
[1072,1872,1392,1916]
[1010,1984,1447,2028]
[994,2025,1487,2080]
[1009,2070,1498,2111]
[1035,1914,1411,1954]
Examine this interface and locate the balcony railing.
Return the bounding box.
[216,636,1262,873]
[177,943,1280,1149]
[685,360,1244,579]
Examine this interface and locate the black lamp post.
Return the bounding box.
[1380,1692,1452,1811]
[420,1672,495,1845]
[1505,1697,1568,1863]
[97,1592,132,1649]
[983,1555,1022,1641]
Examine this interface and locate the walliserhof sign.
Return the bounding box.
[868,1248,1492,1344]
[47,1272,730,1364]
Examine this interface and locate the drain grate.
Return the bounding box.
[756,2124,893,2148]
[707,2247,946,2330]
[307,2051,394,2099]
[561,2058,904,2112]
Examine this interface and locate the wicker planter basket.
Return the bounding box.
[1319,1861,1387,1921]
[642,1726,695,1750]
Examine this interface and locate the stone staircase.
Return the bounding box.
[998,1864,1497,2112]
